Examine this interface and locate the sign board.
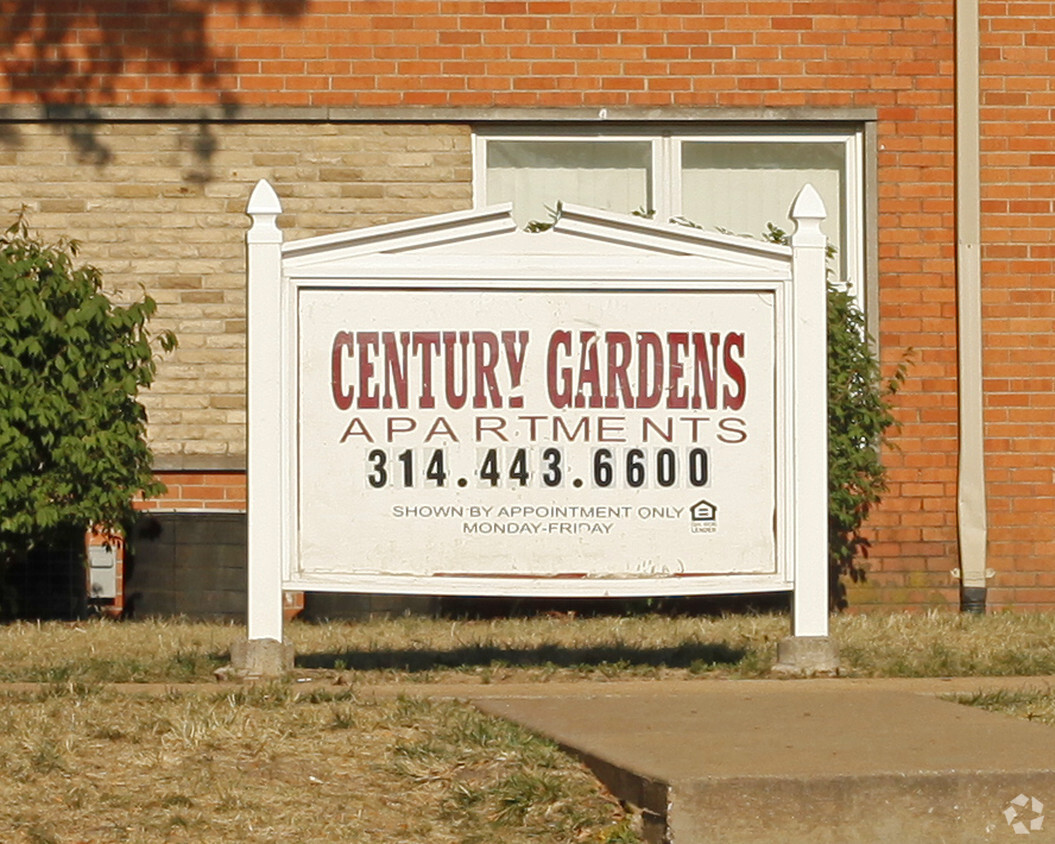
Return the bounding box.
[300,286,777,586]
[246,185,830,642]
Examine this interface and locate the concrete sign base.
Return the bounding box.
[772,636,841,677]
[229,637,295,679]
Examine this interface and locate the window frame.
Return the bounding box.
[473,123,868,311]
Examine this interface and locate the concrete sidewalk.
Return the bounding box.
[436,677,1055,844]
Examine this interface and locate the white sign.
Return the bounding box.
[245,185,830,644]
[297,287,776,583]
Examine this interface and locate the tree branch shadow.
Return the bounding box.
[0,1,309,165]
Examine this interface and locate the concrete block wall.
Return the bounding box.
[0,2,1051,610]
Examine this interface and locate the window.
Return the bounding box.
[483,138,654,224]
[474,125,865,298]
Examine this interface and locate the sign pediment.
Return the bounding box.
[263,188,792,279]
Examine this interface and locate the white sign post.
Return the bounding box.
[235,181,836,677]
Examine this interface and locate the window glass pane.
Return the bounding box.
[680,141,848,280]
[486,140,652,227]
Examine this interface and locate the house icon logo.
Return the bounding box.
[690,499,717,533]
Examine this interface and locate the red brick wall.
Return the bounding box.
[976,1,1055,609]
[10,2,1047,610]
[136,472,247,512]
[2,2,955,111]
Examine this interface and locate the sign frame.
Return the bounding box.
[245,182,830,647]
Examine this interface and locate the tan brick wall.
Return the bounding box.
[0,121,473,462]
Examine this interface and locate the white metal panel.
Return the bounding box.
[87,545,117,600]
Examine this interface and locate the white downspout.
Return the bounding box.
[955,0,989,611]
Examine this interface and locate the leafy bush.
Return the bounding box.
[0,215,175,606]
[825,279,909,604]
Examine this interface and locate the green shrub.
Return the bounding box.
[825,279,908,604]
[0,215,175,608]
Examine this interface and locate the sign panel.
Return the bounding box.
[295,286,780,586]
[246,187,831,644]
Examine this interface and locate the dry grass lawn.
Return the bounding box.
[0,682,637,843]
[4,610,1055,685]
[4,609,1055,842]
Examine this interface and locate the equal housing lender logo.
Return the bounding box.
[690,499,717,533]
